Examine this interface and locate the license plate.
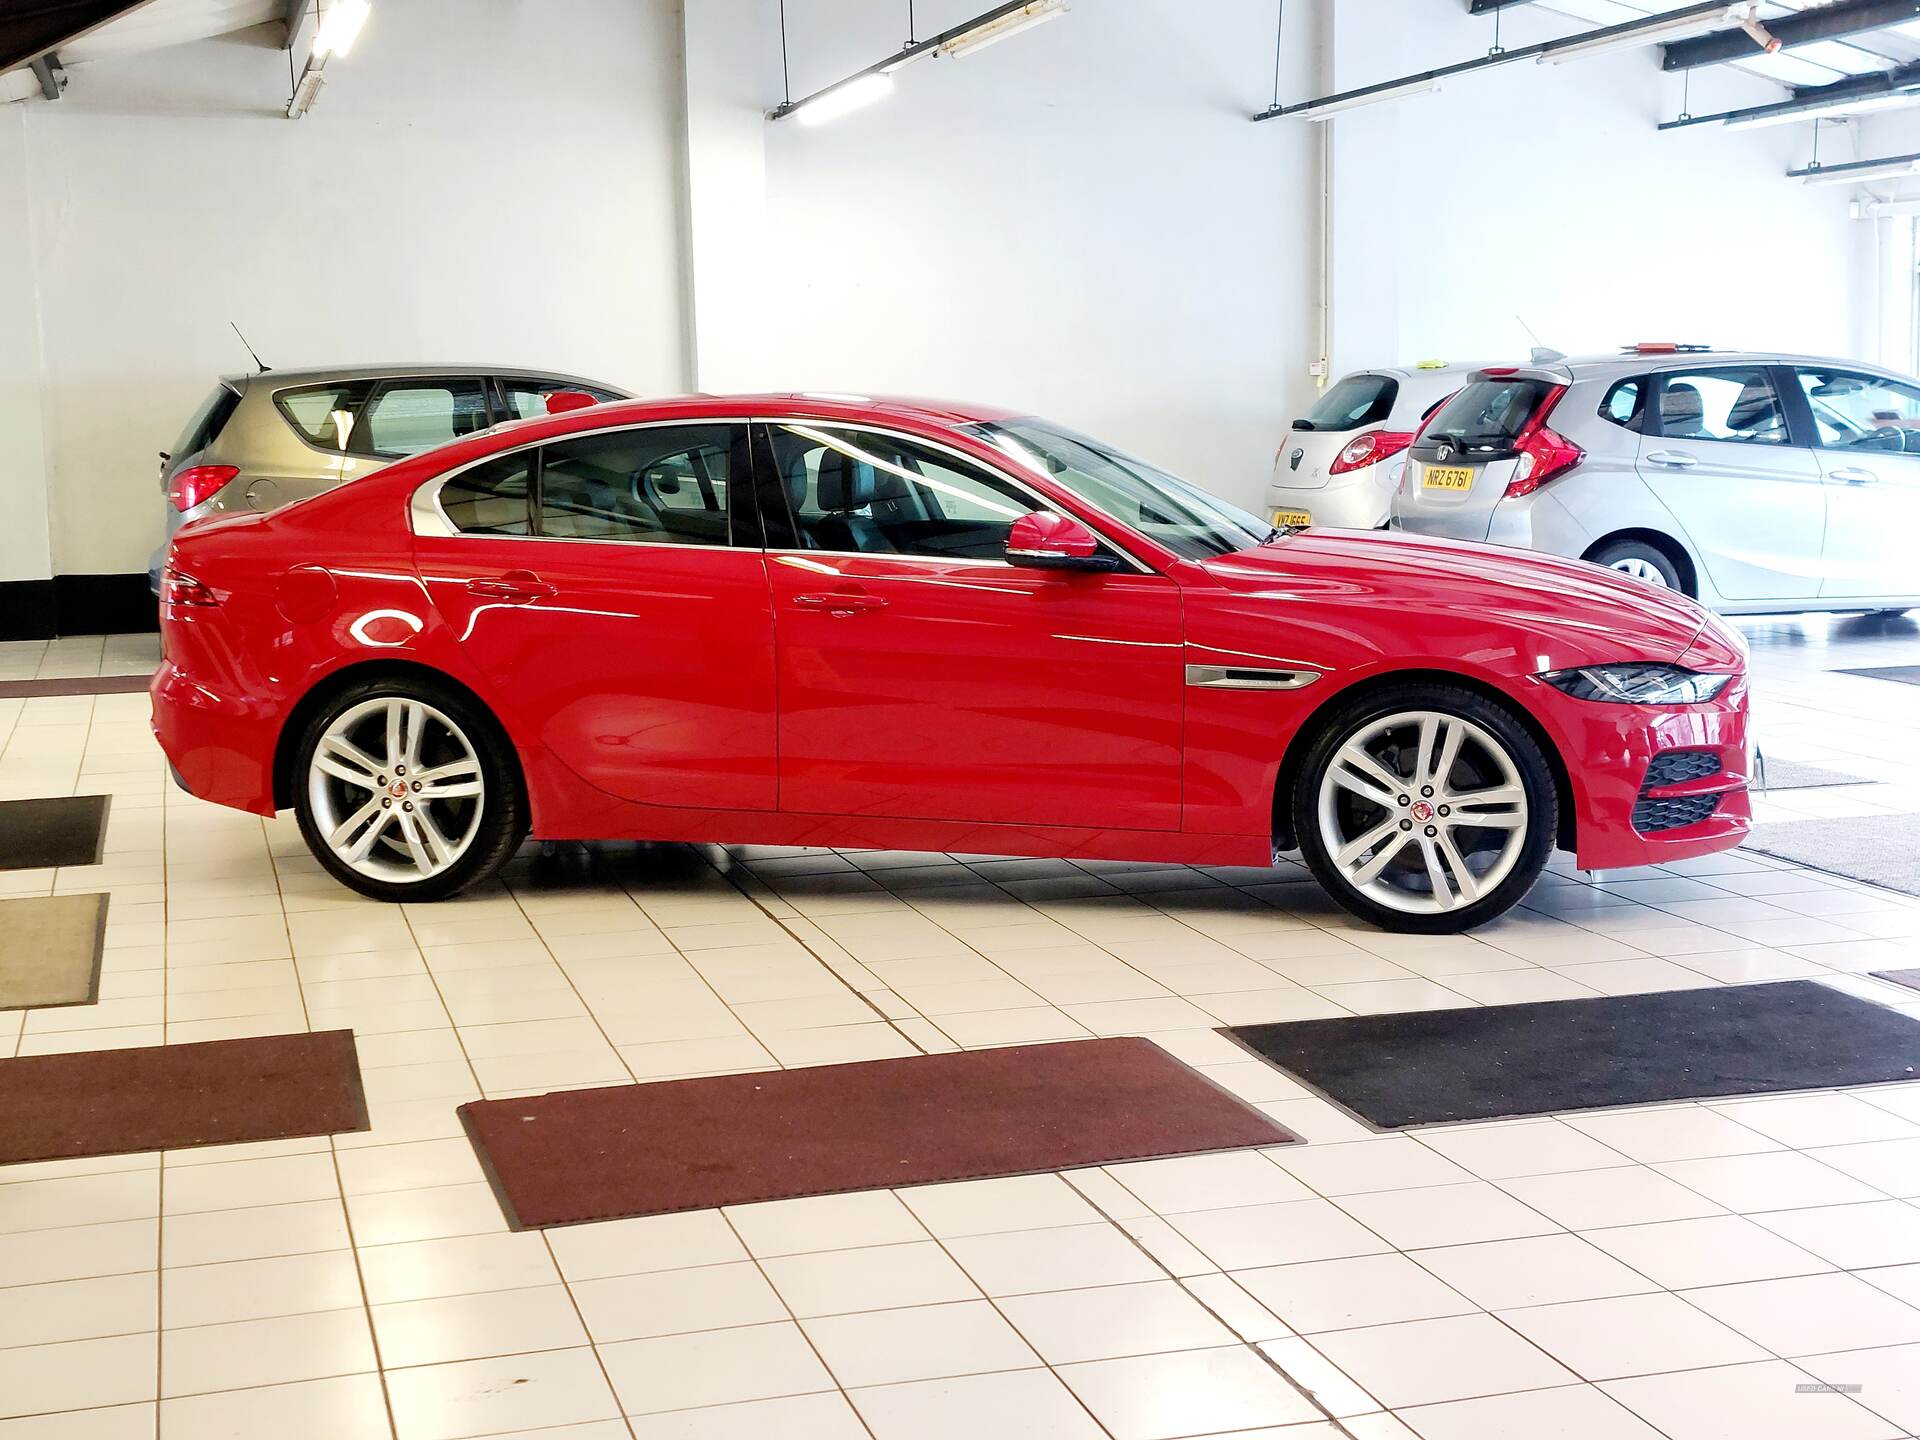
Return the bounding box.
[1422,465,1475,492]
[1272,509,1312,528]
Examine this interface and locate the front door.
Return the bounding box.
[758,421,1184,830]
[1637,366,1824,602]
[1790,366,1920,602]
[416,422,777,810]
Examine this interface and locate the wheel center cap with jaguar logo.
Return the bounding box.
[1410,800,1434,822]
[390,780,409,799]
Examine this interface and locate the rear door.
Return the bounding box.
[1636,365,1822,602]
[416,422,777,810]
[1788,366,1920,602]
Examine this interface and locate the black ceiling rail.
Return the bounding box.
[1659,59,1920,130]
[1257,0,1728,121]
[0,0,148,74]
[1468,0,1535,12]
[1665,0,1920,71]
[1786,147,1920,179]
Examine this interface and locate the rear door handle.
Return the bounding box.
[465,570,555,602]
[1830,466,1877,485]
[1644,450,1697,469]
[793,591,887,616]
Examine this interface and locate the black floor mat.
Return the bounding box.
[1841,666,1920,686]
[1878,971,1920,996]
[0,796,110,871]
[1223,981,1920,1130]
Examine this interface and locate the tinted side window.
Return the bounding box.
[538,425,736,545]
[498,378,622,421]
[1600,378,1647,432]
[359,379,491,457]
[1795,368,1920,452]
[1656,368,1787,445]
[769,424,1038,560]
[440,452,533,536]
[276,381,376,453]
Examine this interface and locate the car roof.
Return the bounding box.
[1554,350,1914,382]
[518,391,1029,428]
[220,363,628,391]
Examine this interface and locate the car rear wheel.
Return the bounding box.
[295,678,525,902]
[1590,539,1681,592]
[1293,684,1557,933]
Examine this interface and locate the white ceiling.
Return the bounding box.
[57,0,286,63]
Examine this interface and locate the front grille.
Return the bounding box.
[1644,750,1720,786]
[1632,792,1720,833]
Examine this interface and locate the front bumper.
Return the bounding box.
[1544,675,1754,872]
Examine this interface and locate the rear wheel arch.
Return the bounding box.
[272,660,525,816]
[1271,668,1578,856]
[1583,529,1697,598]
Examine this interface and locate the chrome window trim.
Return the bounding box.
[412,415,1161,574]
[1185,664,1323,691]
[771,419,1155,576]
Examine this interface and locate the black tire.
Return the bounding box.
[1589,538,1683,594]
[1292,681,1558,934]
[293,676,526,903]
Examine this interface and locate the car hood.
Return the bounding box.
[1196,529,1711,668]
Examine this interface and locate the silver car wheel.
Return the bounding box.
[1316,710,1529,916]
[1610,556,1671,588]
[307,696,485,884]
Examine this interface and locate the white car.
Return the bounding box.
[1269,363,1486,530]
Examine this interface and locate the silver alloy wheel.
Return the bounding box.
[1316,709,1529,916]
[307,696,484,884]
[1610,556,1670,588]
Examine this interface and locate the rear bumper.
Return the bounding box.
[150,653,281,818]
[1268,472,1396,530]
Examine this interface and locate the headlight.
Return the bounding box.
[1541,663,1730,705]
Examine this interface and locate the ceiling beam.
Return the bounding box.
[1467,1,1536,11]
[1666,0,1920,70]
[0,0,153,74]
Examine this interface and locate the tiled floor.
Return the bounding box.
[2,614,1919,1439]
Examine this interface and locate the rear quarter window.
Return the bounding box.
[1600,377,1648,432]
[276,380,376,453]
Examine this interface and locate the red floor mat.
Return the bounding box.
[460,1036,1298,1229]
[0,1029,368,1165]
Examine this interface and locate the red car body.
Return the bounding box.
[152,393,1752,879]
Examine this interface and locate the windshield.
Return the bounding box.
[964,418,1273,561]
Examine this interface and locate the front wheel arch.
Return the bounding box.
[272,659,525,818]
[1271,669,1577,856]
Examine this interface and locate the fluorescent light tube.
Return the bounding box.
[1296,78,1439,120]
[1542,8,1732,65]
[1803,157,1920,184]
[938,0,1067,59]
[314,0,369,59]
[1726,90,1920,130]
[793,72,894,127]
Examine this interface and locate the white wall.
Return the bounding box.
[7,0,689,579]
[0,109,54,587]
[1325,1,1871,374]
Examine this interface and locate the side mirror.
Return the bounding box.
[544,390,600,415]
[1006,511,1119,573]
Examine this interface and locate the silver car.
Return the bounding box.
[150,364,627,589]
[1390,347,1920,614]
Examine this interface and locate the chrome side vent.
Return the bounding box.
[1184,665,1322,691]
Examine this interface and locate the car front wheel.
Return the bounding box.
[1293,684,1557,933]
[294,678,525,902]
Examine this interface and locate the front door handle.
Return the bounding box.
[793,591,888,616]
[465,570,555,602]
[1645,450,1698,469]
[1830,466,1877,485]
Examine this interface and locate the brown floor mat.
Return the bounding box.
[0,675,154,699]
[0,795,111,871]
[460,1036,1298,1230]
[1879,970,1920,995]
[0,893,108,1009]
[0,1029,369,1166]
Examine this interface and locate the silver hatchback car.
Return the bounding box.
[150,364,627,590]
[1390,347,1920,614]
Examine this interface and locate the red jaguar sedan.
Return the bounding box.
[152,393,1752,933]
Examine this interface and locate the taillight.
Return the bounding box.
[1330,430,1413,476]
[167,465,240,512]
[1504,385,1583,498]
[161,569,219,608]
